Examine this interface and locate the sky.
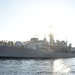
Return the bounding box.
[0,0,75,46]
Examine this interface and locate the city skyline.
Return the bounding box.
[0,0,75,46]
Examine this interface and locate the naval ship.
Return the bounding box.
[0,33,75,59]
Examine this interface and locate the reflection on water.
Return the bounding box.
[53,59,71,75]
[0,58,75,75]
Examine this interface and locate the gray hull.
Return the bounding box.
[0,46,75,59]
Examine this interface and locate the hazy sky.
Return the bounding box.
[0,0,75,46]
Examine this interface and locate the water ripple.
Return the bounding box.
[0,58,75,75]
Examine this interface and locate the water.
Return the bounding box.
[0,58,75,75]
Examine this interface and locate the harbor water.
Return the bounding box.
[0,58,75,75]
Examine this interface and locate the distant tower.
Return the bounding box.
[49,33,54,46]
